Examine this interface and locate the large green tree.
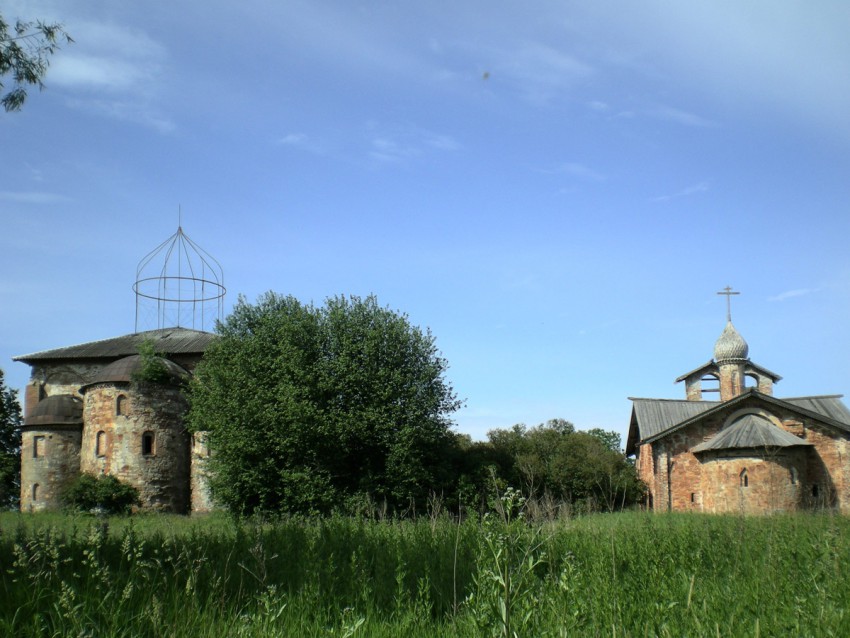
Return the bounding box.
[485,420,644,511]
[188,293,462,515]
[0,368,22,509]
[1,13,72,111]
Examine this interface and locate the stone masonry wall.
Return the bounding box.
[19,426,82,511]
[82,383,190,513]
[190,431,214,513]
[24,362,104,416]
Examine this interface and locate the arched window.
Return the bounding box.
[32,483,39,501]
[740,468,749,488]
[142,431,155,456]
[33,435,45,458]
[790,467,798,485]
[96,431,106,457]
[116,394,130,416]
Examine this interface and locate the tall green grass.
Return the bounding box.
[2,510,849,636]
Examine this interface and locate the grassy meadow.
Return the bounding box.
[2,507,849,637]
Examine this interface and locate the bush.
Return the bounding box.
[132,339,171,384]
[64,474,141,514]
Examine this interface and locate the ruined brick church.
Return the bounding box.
[14,226,223,513]
[627,289,850,514]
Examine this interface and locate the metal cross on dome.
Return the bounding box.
[717,286,740,322]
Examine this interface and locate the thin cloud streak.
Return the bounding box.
[650,105,718,128]
[652,181,710,202]
[0,191,72,204]
[768,288,818,302]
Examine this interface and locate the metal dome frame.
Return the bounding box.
[133,225,225,332]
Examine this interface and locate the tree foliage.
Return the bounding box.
[63,474,141,514]
[188,293,462,515]
[0,13,72,112]
[483,420,644,511]
[132,339,171,384]
[0,368,22,509]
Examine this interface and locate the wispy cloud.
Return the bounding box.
[277,133,327,156]
[47,20,173,132]
[558,162,605,182]
[492,42,593,104]
[0,191,72,204]
[50,22,166,93]
[425,134,461,151]
[64,98,175,133]
[652,181,710,202]
[366,123,461,163]
[650,105,718,128]
[538,162,605,182]
[768,288,819,302]
[370,137,419,162]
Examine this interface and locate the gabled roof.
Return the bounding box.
[675,361,716,383]
[674,359,782,383]
[627,390,850,455]
[745,361,783,382]
[629,398,720,441]
[13,328,216,363]
[692,413,812,453]
[784,396,850,424]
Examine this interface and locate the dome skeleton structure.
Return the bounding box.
[14,222,222,513]
[134,224,225,333]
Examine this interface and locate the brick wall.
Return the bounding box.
[639,399,850,514]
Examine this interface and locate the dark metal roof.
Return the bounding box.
[784,396,850,424]
[629,398,721,441]
[692,413,811,453]
[13,328,216,363]
[627,390,850,455]
[24,394,83,427]
[80,355,189,391]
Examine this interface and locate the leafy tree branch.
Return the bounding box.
[0,13,72,112]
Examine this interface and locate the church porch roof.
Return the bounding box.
[692,413,812,453]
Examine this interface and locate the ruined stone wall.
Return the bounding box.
[82,383,190,513]
[19,426,82,511]
[190,431,214,513]
[24,362,104,416]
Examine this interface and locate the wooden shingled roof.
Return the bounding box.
[13,328,217,363]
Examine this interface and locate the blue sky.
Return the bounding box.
[2,1,850,444]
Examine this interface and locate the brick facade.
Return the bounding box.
[629,319,850,515]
